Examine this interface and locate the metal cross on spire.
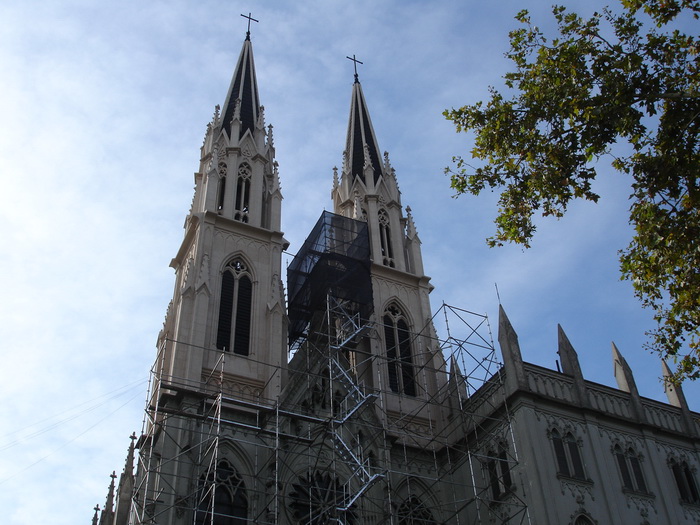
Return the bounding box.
[241,12,259,40]
[346,54,363,83]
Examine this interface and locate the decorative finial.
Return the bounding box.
[383,150,395,178]
[105,471,117,511]
[342,150,349,172]
[363,143,371,168]
[406,206,417,237]
[346,54,363,83]
[267,124,274,147]
[273,161,281,191]
[241,12,259,40]
[257,105,265,128]
[233,98,241,121]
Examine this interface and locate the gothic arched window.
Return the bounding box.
[397,495,437,525]
[551,429,585,479]
[216,259,252,355]
[235,163,251,223]
[670,459,700,504]
[217,161,227,214]
[486,442,513,500]
[383,305,416,396]
[614,445,647,493]
[378,208,394,267]
[195,459,247,525]
[289,471,355,525]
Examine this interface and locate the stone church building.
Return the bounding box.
[93,28,700,525]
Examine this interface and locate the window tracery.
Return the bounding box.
[195,459,247,525]
[551,428,586,480]
[288,471,355,525]
[669,458,700,504]
[235,163,251,223]
[216,258,252,355]
[397,495,437,525]
[486,441,514,500]
[378,208,394,267]
[217,161,227,213]
[613,444,648,493]
[383,304,416,396]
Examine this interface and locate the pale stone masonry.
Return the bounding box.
[93,29,700,525]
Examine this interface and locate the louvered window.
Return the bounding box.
[383,305,416,396]
[216,259,252,356]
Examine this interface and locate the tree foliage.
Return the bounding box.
[444,0,700,381]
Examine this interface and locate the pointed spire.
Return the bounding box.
[221,30,261,140]
[612,342,638,395]
[405,206,417,238]
[92,505,100,525]
[557,325,588,407]
[662,359,687,408]
[344,75,383,185]
[445,354,468,414]
[612,342,646,423]
[114,434,137,525]
[98,472,117,525]
[662,360,697,436]
[106,471,116,510]
[448,354,466,394]
[497,305,527,391]
[124,432,136,473]
[557,325,583,378]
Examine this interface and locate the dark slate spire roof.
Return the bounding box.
[221,34,260,140]
[345,79,383,185]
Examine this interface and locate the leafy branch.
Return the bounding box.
[444,0,700,382]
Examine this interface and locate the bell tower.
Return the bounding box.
[331,66,446,429]
[128,24,289,525]
[157,25,287,408]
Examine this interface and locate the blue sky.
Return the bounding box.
[0,1,697,523]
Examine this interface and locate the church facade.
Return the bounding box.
[94,29,700,525]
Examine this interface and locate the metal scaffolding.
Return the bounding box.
[128,212,529,524]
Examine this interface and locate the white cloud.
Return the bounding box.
[0,1,695,523]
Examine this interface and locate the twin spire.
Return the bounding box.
[222,20,381,187]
